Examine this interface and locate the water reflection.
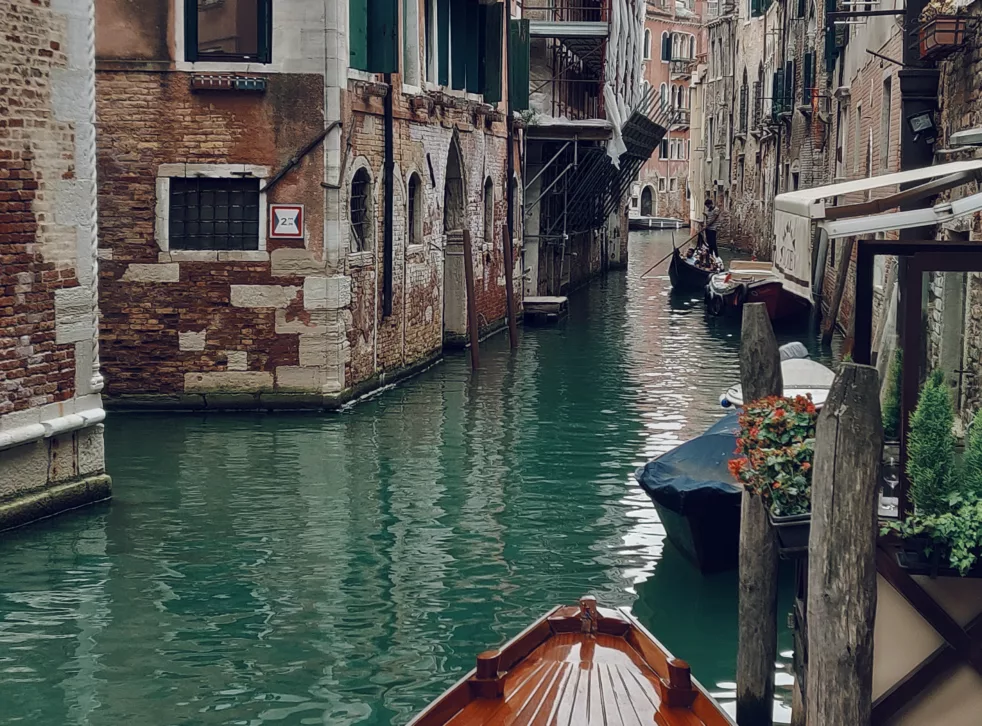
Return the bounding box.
[0,232,826,725]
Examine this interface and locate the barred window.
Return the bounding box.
[168,177,260,250]
[350,168,373,252]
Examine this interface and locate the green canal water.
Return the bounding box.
[0,233,832,725]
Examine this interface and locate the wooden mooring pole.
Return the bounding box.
[501,223,519,350]
[806,364,881,726]
[737,303,783,726]
[462,229,481,370]
[821,238,855,347]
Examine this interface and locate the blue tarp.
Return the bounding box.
[634,413,741,514]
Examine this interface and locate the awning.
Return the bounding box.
[772,160,982,301]
[774,159,982,217]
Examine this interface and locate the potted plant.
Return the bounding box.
[918,0,969,60]
[730,395,818,556]
[882,372,982,577]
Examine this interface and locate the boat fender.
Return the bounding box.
[708,292,724,317]
[720,394,731,408]
[736,283,749,305]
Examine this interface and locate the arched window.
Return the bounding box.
[659,83,668,108]
[689,35,695,59]
[641,79,651,98]
[661,31,670,61]
[644,29,652,60]
[483,177,494,246]
[350,167,372,252]
[672,33,681,60]
[408,172,423,246]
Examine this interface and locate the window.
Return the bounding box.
[670,177,678,192]
[689,35,695,59]
[644,29,652,60]
[658,176,667,192]
[739,71,748,132]
[708,0,719,17]
[659,139,669,159]
[350,168,373,252]
[661,32,671,62]
[169,177,260,251]
[802,52,815,104]
[184,0,272,63]
[425,0,436,82]
[660,82,669,108]
[408,173,423,246]
[483,177,494,246]
[881,77,892,170]
[854,103,863,173]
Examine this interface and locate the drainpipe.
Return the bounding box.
[383,72,395,317]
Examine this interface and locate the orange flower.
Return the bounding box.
[773,408,785,419]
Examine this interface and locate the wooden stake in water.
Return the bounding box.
[462,229,480,370]
[501,223,519,350]
[807,364,881,726]
[737,303,782,726]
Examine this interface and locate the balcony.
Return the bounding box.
[669,58,694,78]
[671,108,691,128]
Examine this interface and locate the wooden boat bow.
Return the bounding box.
[408,596,735,726]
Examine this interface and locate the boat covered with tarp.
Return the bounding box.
[634,413,741,573]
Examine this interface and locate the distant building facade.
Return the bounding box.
[1,0,110,529]
[633,0,706,224]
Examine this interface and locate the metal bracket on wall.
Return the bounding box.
[264,120,342,196]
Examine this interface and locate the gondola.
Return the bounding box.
[704,261,811,322]
[668,247,717,293]
[407,596,736,726]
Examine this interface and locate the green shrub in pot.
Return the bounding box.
[907,369,957,516]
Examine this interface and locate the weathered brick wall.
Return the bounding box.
[1,0,109,526]
[96,70,326,397]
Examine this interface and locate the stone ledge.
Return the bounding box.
[0,475,112,533]
[104,352,444,412]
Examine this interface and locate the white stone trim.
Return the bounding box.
[0,406,106,452]
[155,163,269,255]
[348,68,378,83]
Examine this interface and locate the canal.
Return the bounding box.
[0,232,832,725]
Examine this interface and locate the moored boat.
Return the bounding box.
[407,596,736,726]
[704,261,810,322]
[669,248,722,293]
[720,357,835,409]
[634,414,742,573]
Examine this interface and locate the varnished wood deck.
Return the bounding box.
[409,598,735,726]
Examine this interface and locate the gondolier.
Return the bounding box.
[702,198,720,258]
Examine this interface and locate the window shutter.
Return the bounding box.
[802,52,813,103]
[367,0,399,72]
[184,0,199,62]
[465,0,481,92]
[661,34,671,61]
[784,60,794,110]
[751,0,761,17]
[772,68,784,118]
[481,2,503,103]
[450,0,467,90]
[350,0,370,70]
[797,0,806,18]
[509,19,530,110]
[438,0,450,85]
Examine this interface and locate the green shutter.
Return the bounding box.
[772,68,784,119]
[661,33,671,60]
[350,0,369,70]
[451,0,467,90]
[784,60,794,109]
[465,0,481,92]
[481,2,503,103]
[184,0,198,61]
[751,0,761,17]
[367,0,399,72]
[438,0,450,85]
[509,19,530,110]
[801,53,815,104]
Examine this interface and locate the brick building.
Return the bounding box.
[94,0,519,409]
[631,0,706,224]
[0,0,111,529]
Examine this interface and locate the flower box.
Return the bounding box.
[919,16,969,60]
[770,512,811,557]
[896,535,982,578]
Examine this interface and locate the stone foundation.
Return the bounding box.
[0,424,110,531]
